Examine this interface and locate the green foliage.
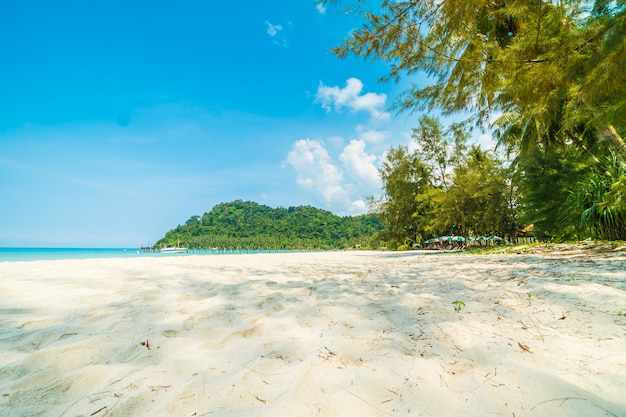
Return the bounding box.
[433,146,518,238]
[376,145,432,246]
[324,0,626,155]
[375,117,518,245]
[452,300,466,312]
[412,116,468,189]
[563,152,626,240]
[323,0,626,241]
[514,144,587,239]
[154,200,384,250]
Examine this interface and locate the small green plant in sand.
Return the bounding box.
[618,311,626,317]
[452,300,466,312]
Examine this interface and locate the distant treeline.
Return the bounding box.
[155,200,383,250]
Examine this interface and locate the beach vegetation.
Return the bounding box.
[373,116,518,248]
[323,0,626,244]
[562,151,626,240]
[375,145,432,246]
[452,300,466,312]
[321,0,626,155]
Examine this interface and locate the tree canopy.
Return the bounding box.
[323,0,626,241]
[154,200,383,250]
[374,116,518,248]
[325,0,625,146]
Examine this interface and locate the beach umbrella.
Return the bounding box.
[424,238,436,244]
[468,236,487,246]
[488,235,503,241]
[438,235,465,242]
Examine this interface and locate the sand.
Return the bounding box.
[1,250,625,417]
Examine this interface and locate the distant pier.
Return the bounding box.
[137,245,316,255]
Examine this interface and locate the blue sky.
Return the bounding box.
[0,1,490,248]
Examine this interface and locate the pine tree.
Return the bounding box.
[322,0,626,154]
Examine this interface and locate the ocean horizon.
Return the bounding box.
[0,247,311,262]
[0,247,150,262]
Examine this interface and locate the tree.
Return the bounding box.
[323,0,626,240]
[563,151,626,240]
[433,146,517,238]
[322,0,626,155]
[511,140,587,238]
[374,117,518,245]
[377,146,432,247]
[411,115,468,189]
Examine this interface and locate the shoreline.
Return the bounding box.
[1,240,625,262]
[1,250,625,416]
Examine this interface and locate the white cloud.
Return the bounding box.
[286,138,382,215]
[265,20,289,47]
[350,199,367,213]
[316,3,326,14]
[265,21,283,37]
[286,139,347,205]
[340,140,381,187]
[316,78,389,120]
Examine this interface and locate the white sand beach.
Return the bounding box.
[1,250,625,417]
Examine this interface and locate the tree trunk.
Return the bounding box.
[598,124,626,156]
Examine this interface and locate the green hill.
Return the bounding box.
[154,200,383,249]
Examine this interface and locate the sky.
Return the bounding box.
[0,1,491,248]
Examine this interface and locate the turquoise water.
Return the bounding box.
[0,248,150,262]
[0,247,308,262]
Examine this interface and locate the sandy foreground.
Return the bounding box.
[1,250,625,417]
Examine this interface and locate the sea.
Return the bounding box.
[0,247,305,262]
[0,248,154,262]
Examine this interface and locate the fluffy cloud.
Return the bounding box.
[286,138,381,214]
[286,139,347,205]
[340,140,381,187]
[284,78,400,214]
[316,78,389,120]
[316,3,326,14]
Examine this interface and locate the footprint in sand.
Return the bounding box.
[161,329,179,338]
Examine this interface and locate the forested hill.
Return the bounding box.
[154,200,383,249]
